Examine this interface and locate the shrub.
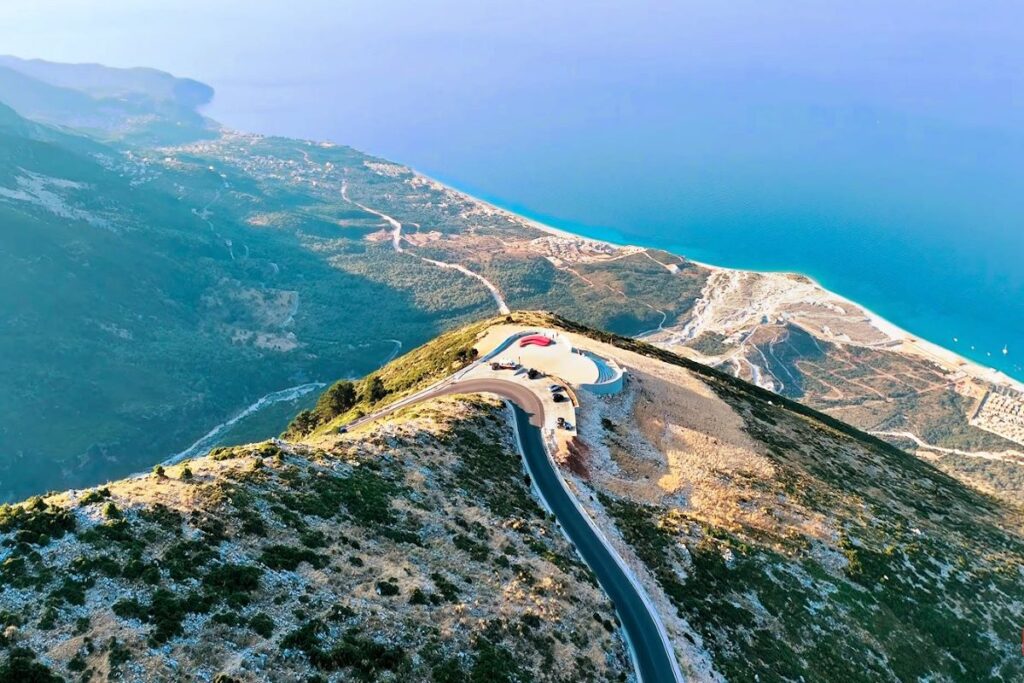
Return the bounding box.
[363,376,388,403]
[0,647,63,683]
[153,465,166,478]
[249,612,274,638]
[376,580,400,597]
[181,466,194,480]
[287,409,318,436]
[299,529,328,548]
[470,638,523,683]
[138,504,183,533]
[79,488,111,506]
[0,503,76,545]
[259,544,327,571]
[107,637,131,671]
[211,611,241,627]
[429,572,460,602]
[316,381,357,418]
[209,447,239,461]
[203,563,263,607]
[282,621,407,676]
[521,613,542,629]
[102,502,121,520]
[162,539,216,581]
[36,608,57,631]
[138,588,191,645]
[48,577,90,606]
[68,652,87,672]
[122,556,160,585]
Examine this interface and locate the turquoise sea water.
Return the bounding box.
[196,3,1023,382]
[9,2,1018,380]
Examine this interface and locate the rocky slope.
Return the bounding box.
[2,313,1021,682]
[0,391,630,682]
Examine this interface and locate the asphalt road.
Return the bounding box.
[507,401,680,683]
[351,377,681,682]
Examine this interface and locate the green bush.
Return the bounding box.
[203,563,263,607]
[0,503,76,545]
[162,539,216,581]
[259,544,327,571]
[281,621,407,677]
[287,410,318,436]
[376,580,400,597]
[0,647,63,683]
[48,577,90,606]
[317,381,357,418]
[249,612,274,638]
[363,376,388,403]
[429,572,460,602]
[122,556,161,585]
[107,637,131,671]
[112,588,192,645]
[36,608,57,631]
[79,488,111,506]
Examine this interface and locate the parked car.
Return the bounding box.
[338,426,348,434]
[552,393,567,403]
[548,384,564,392]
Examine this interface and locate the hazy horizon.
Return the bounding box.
[2,0,1021,378]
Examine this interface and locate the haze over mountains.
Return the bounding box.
[0,57,1022,683]
[0,57,1022,506]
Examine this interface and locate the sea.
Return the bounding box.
[194,2,1023,382]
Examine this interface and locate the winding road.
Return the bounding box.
[340,179,511,314]
[345,372,683,682]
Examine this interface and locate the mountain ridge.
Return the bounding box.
[1,312,1021,682]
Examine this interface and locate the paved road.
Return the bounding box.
[506,401,681,683]
[348,376,682,682]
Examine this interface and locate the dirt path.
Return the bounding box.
[340,179,510,314]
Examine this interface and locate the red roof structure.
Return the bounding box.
[519,334,554,348]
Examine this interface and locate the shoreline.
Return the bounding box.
[419,170,1024,395]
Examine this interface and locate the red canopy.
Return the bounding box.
[519,334,554,348]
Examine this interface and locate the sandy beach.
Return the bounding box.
[426,170,1024,396]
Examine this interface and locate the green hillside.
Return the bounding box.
[0,106,495,501]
